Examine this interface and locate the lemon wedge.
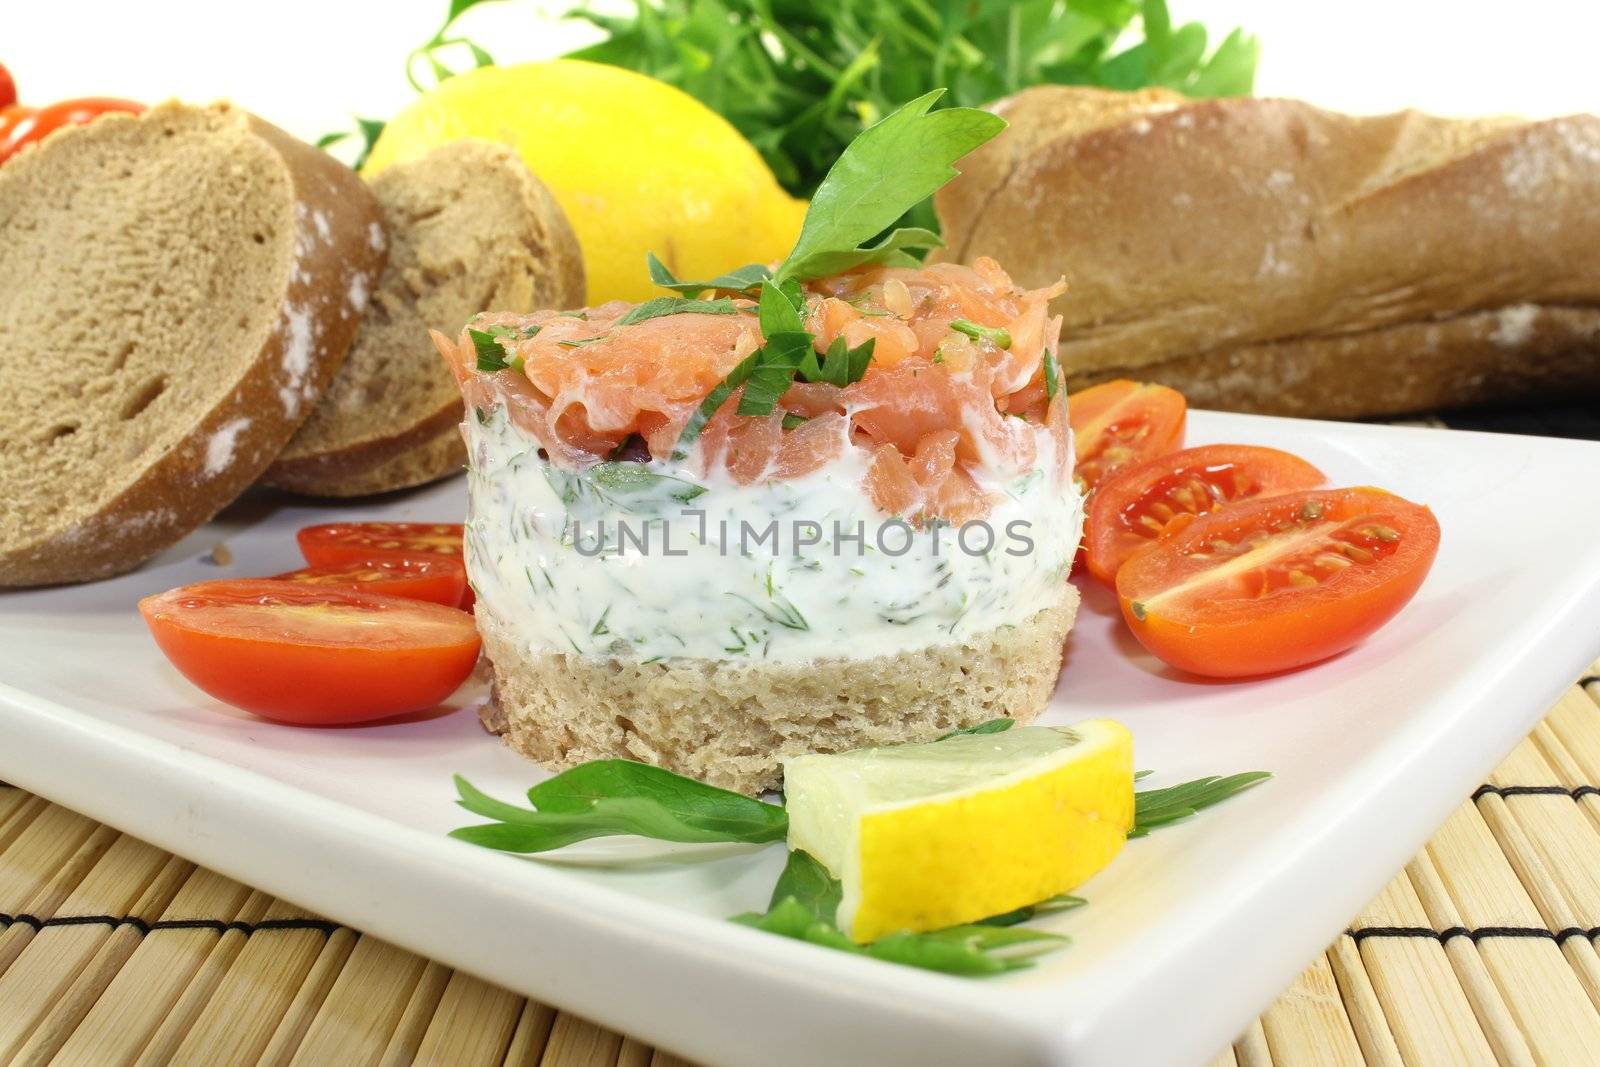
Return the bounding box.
[782,720,1135,943]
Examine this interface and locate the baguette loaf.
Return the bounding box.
[0,102,385,586]
[933,87,1600,418]
[262,141,583,496]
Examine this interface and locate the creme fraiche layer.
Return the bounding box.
[464,405,1082,664]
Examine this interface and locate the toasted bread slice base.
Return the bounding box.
[0,102,384,587]
[262,141,583,495]
[476,589,1079,796]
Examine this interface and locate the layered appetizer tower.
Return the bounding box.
[436,94,1082,792]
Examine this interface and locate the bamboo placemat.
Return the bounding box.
[1,662,1597,1066]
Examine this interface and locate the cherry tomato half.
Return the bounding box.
[1068,380,1187,493]
[273,557,467,607]
[0,105,35,145]
[1084,444,1327,584]
[0,63,16,111]
[140,579,481,725]
[297,522,465,568]
[0,96,144,165]
[1117,487,1439,678]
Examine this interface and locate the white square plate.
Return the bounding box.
[3,410,1599,1067]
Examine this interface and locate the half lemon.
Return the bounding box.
[783,720,1135,942]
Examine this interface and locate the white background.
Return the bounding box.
[6,1,1598,149]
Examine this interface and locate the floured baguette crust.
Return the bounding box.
[934,87,1600,417]
[262,140,583,496]
[476,589,1080,796]
[0,102,384,586]
[1070,304,1600,417]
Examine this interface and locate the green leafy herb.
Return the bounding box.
[450,763,787,853]
[671,347,763,461]
[798,335,875,389]
[976,893,1088,928]
[781,413,809,431]
[450,754,1270,977]
[938,718,1015,741]
[557,336,606,348]
[546,460,708,513]
[1130,772,1271,838]
[670,92,1005,443]
[647,253,771,298]
[773,91,1001,285]
[554,0,1258,225]
[731,851,1068,976]
[616,296,745,327]
[950,319,1012,349]
[314,117,386,169]
[468,327,520,373]
[735,331,815,417]
[1043,347,1062,400]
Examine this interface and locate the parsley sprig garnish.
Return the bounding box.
[451,719,1269,977]
[653,89,1006,457]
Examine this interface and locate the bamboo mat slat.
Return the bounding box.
[1,676,1599,1065]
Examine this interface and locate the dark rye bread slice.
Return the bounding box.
[261,140,584,496]
[0,101,385,586]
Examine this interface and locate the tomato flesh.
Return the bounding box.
[1116,487,1440,678]
[298,522,465,568]
[1068,380,1187,493]
[140,579,481,725]
[0,97,144,165]
[273,557,467,607]
[1085,444,1326,583]
[0,63,16,110]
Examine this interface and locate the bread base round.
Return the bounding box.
[475,586,1080,795]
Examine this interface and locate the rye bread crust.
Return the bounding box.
[262,141,583,496]
[0,103,385,586]
[476,589,1080,795]
[933,87,1600,417]
[265,423,466,498]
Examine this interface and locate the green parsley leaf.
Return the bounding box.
[735,331,815,417]
[450,763,787,853]
[775,226,943,281]
[671,346,764,461]
[755,279,807,337]
[468,327,516,373]
[616,296,744,326]
[647,253,771,298]
[797,335,874,388]
[772,91,1005,286]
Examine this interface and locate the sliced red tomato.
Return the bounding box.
[140,579,481,725]
[1116,487,1439,678]
[0,105,34,145]
[0,96,144,165]
[272,557,467,607]
[1068,380,1187,493]
[1084,444,1327,584]
[0,63,16,110]
[297,522,465,568]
